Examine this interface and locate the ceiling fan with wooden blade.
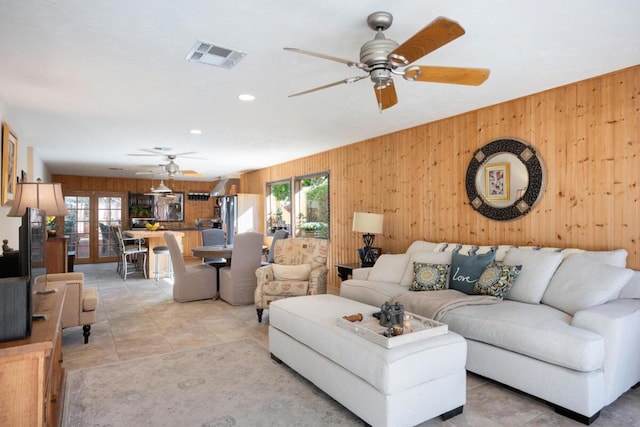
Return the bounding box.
[128,148,203,159]
[285,11,490,110]
[129,149,205,178]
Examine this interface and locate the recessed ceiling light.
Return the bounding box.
[238,94,255,101]
[189,129,202,135]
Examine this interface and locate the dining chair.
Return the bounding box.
[261,229,289,266]
[201,228,227,265]
[219,232,264,305]
[111,225,148,280]
[164,232,218,302]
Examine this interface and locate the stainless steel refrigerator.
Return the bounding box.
[219,194,261,245]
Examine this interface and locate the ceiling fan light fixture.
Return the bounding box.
[165,160,180,175]
[374,80,392,90]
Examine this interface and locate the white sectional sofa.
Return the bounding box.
[339,241,640,425]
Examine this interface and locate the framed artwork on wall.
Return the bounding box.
[1,122,18,206]
[484,162,509,201]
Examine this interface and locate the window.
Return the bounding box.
[294,172,329,239]
[265,179,292,236]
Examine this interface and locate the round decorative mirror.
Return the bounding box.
[465,138,545,221]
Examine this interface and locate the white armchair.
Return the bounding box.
[34,272,97,343]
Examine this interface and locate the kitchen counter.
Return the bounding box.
[133,226,217,232]
[124,230,185,279]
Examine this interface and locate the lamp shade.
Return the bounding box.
[7,182,69,217]
[352,212,384,234]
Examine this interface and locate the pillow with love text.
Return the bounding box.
[449,251,496,295]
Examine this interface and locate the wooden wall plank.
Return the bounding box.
[243,65,640,288]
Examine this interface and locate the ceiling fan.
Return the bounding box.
[284,11,490,110]
[129,148,205,178]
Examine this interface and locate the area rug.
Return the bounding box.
[63,338,364,426]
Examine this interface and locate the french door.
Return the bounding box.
[64,192,125,264]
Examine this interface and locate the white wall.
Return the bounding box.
[0,98,50,250]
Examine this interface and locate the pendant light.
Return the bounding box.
[153,180,172,193]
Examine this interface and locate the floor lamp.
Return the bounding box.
[352,212,384,267]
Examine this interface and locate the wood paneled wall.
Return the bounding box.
[51,175,218,227]
[243,65,640,288]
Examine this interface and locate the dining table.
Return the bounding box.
[191,244,268,261]
[191,245,234,260]
[191,245,234,291]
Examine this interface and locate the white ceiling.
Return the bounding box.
[0,1,638,181]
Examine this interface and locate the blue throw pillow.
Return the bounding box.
[449,251,496,294]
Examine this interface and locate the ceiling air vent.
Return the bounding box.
[186,40,246,69]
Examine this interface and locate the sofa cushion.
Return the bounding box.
[475,245,513,262]
[449,251,496,295]
[569,249,628,268]
[263,280,309,297]
[405,240,438,254]
[503,248,563,304]
[410,263,450,291]
[400,251,452,286]
[272,263,311,281]
[368,254,410,284]
[339,279,409,308]
[474,263,522,299]
[541,255,633,315]
[440,301,605,372]
[619,271,640,299]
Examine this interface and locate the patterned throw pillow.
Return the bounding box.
[410,262,450,291]
[474,263,522,299]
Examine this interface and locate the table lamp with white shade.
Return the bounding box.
[7,180,68,218]
[352,212,384,267]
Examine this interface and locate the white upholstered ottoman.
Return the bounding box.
[269,294,467,427]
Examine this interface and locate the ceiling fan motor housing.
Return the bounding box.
[360,35,398,67]
[360,35,398,87]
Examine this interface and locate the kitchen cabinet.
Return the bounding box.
[128,192,154,218]
[181,230,203,260]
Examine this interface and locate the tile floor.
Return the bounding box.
[62,262,640,426]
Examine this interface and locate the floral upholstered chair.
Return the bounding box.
[254,237,329,322]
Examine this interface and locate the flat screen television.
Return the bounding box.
[0,207,47,342]
[20,207,47,281]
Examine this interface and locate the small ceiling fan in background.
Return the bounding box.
[285,11,490,110]
[129,148,205,178]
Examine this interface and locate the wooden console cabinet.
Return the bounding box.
[46,236,69,274]
[0,284,66,426]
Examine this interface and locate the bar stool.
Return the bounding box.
[153,246,172,281]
